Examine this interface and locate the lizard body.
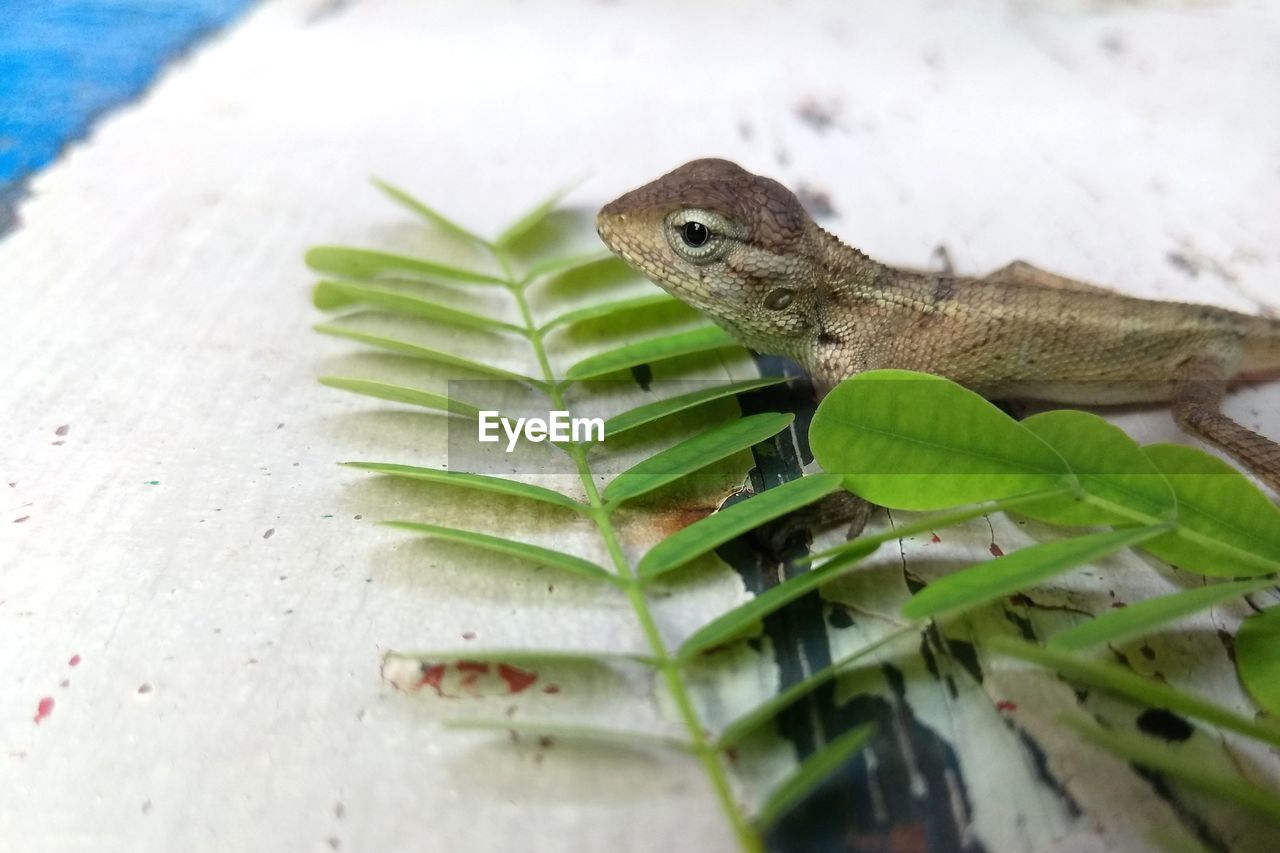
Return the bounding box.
[597,158,1280,491]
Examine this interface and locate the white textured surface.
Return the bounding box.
[2,1,1279,851]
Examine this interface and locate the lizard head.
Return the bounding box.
[596,158,828,359]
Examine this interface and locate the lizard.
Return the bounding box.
[596,158,1280,495]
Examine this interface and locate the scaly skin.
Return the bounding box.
[597,158,1280,492]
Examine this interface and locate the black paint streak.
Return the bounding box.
[1136,708,1194,742]
[1014,728,1084,820]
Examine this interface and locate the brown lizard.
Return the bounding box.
[597,158,1280,493]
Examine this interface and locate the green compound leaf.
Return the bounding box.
[811,370,1073,510]
[901,525,1169,622]
[538,292,682,334]
[315,323,540,386]
[1139,444,1280,577]
[313,280,523,333]
[343,462,588,515]
[384,521,618,585]
[1019,410,1176,526]
[603,378,790,438]
[754,725,874,831]
[1059,714,1280,821]
[372,178,491,246]
[989,637,1280,748]
[1049,578,1276,652]
[603,413,794,509]
[319,377,482,418]
[305,246,506,284]
[1236,605,1280,717]
[637,474,843,581]
[564,325,740,382]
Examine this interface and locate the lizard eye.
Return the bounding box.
[681,221,709,247]
[665,209,730,263]
[764,288,794,310]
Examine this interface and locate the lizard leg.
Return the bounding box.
[983,260,1116,295]
[754,491,875,559]
[1172,357,1280,494]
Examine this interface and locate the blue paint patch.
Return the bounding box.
[0,0,256,195]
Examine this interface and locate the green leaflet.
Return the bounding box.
[305,245,506,284]
[1139,444,1280,577]
[318,377,482,418]
[520,250,617,284]
[679,490,1076,662]
[313,280,524,333]
[495,178,584,250]
[603,413,794,508]
[603,378,790,438]
[717,628,913,748]
[538,292,683,334]
[989,637,1280,748]
[754,725,874,830]
[372,178,491,246]
[383,521,618,585]
[315,323,540,386]
[342,462,588,514]
[444,718,694,753]
[1235,605,1280,717]
[1059,714,1280,821]
[811,370,1074,510]
[1049,578,1276,651]
[901,526,1170,622]
[564,325,740,382]
[1019,410,1176,526]
[637,474,844,581]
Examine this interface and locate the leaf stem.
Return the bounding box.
[494,249,763,852]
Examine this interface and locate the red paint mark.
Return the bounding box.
[33,697,55,724]
[989,543,1004,557]
[497,663,537,694]
[55,425,70,436]
[456,660,490,692]
[417,664,447,695]
[996,700,1018,712]
[542,684,561,695]
[1111,602,1128,609]
[13,516,30,524]
[461,631,476,641]
[930,533,941,543]
[68,654,81,667]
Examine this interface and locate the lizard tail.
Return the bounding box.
[1241,316,1280,377]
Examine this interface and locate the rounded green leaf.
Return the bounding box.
[1236,605,1280,717]
[810,370,1073,510]
[1139,444,1280,577]
[1019,410,1176,526]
